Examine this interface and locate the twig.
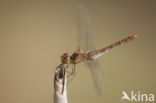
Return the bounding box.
[54,64,68,103]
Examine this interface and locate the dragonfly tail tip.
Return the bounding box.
[133,34,138,39]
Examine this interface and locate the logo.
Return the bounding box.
[121,90,154,102]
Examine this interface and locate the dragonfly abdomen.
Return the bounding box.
[88,34,138,60]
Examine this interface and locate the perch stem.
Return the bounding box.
[54,64,68,103]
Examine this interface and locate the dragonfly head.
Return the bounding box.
[61,53,70,64]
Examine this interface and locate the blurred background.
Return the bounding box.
[0,0,156,103]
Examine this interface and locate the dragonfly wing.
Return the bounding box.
[86,60,103,96]
[75,3,103,95]
[75,3,96,51]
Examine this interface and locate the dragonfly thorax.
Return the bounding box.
[70,49,88,64]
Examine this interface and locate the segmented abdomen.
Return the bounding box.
[88,34,138,60]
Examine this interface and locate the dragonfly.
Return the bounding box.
[60,4,137,95]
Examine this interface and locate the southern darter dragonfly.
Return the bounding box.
[60,4,137,95]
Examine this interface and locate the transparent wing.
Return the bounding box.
[75,3,96,51]
[75,3,103,95]
[86,60,103,96]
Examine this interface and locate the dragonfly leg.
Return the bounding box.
[67,64,76,85]
[66,64,76,77]
[72,64,76,74]
[66,65,74,78]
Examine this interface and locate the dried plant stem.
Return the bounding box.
[54,64,68,103]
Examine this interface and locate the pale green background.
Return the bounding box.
[0,0,156,103]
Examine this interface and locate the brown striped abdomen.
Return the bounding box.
[88,34,138,60]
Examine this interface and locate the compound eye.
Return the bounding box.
[61,53,70,64]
